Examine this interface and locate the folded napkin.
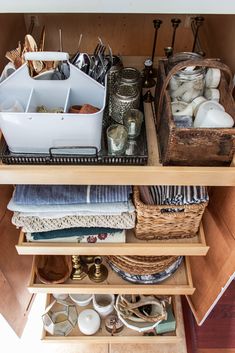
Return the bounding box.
[149,185,209,206]
[13,185,132,205]
[29,227,122,240]
[12,211,136,232]
[8,197,135,216]
[26,230,126,243]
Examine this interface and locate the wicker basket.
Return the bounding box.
[155,58,235,166]
[106,255,178,275]
[133,186,207,240]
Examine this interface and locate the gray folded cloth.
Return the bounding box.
[13,185,132,205]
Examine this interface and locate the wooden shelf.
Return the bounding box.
[1,101,235,186]
[17,224,209,256]
[41,295,186,351]
[28,257,194,295]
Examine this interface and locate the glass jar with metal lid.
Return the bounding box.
[111,84,140,123]
[117,67,141,93]
[168,52,205,103]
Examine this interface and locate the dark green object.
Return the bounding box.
[156,305,176,334]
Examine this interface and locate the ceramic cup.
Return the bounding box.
[92,294,115,317]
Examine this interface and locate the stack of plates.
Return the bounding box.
[108,256,183,284]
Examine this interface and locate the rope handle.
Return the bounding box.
[157,58,234,127]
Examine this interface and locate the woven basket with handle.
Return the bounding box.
[133,186,207,240]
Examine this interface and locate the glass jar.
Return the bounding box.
[123,109,143,139]
[111,84,140,123]
[117,67,141,93]
[168,52,205,103]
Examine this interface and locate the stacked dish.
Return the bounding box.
[106,255,183,284]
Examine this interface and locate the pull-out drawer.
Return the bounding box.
[28,256,195,295]
[41,294,187,353]
[16,224,209,257]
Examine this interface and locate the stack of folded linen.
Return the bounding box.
[8,185,135,243]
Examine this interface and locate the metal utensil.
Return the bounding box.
[70,33,83,64]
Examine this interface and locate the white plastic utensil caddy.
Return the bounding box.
[0,52,106,154]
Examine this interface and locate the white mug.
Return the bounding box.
[92,294,115,317]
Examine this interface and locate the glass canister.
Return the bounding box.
[168,52,205,103]
[111,84,140,123]
[117,67,141,93]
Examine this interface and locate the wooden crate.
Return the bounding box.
[156,58,235,166]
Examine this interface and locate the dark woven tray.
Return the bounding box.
[0,121,148,166]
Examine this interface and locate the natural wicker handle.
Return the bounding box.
[157,58,234,128]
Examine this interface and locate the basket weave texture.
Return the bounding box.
[106,255,178,275]
[133,186,207,240]
[156,58,235,166]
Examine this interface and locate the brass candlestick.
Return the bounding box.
[70,255,88,281]
[88,256,108,283]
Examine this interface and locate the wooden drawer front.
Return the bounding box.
[41,294,187,352]
[28,256,195,295]
[16,224,209,257]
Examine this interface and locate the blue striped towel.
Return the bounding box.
[13,185,132,205]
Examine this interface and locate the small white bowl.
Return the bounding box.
[69,294,93,307]
[52,293,69,300]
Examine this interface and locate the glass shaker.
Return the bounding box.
[111,84,140,124]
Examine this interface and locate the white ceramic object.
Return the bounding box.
[191,96,207,116]
[205,68,221,88]
[197,109,234,128]
[204,88,220,102]
[69,294,93,307]
[78,309,101,335]
[171,101,187,114]
[52,293,69,300]
[92,294,115,318]
[171,101,193,116]
[194,101,225,128]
